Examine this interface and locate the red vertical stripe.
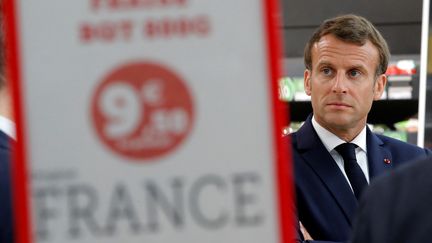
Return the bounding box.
[3,0,32,242]
[262,0,294,242]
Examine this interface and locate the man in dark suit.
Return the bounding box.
[350,157,432,243]
[290,14,431,242]
[0,130,13,243]
[0,1,14,242]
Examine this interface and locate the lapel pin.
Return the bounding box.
[384,158,391,164]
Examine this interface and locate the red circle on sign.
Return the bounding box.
[91,62,194,160]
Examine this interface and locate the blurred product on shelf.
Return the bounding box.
[371,124,408,142]
[386,60,418,100]
[386,60,417,76]
[278,76,305,101]
[394,118,418,133]
[282,121,303,136]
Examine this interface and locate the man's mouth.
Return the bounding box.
[327,102,352,108]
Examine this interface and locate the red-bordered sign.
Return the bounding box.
[4,0,293,242]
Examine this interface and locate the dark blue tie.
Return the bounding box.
[335,143,368,200]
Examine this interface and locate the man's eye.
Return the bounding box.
[322,68,332,75]
[349,70,361,77]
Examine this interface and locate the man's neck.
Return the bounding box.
[314,117,366,142]
[0,87,13,122]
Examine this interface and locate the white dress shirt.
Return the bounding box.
[311,116,370,191]
[0,115,16,140]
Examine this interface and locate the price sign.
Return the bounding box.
[91,62,194,160]
[5,0,293,243]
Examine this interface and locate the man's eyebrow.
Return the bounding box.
[316,61,333,67]
[348,64,367,71]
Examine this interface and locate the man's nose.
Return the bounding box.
[331,72,348,94]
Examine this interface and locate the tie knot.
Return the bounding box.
[335,143,357,162]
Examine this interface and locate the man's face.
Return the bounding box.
[304,34,387,133]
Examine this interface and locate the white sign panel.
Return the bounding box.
[7,0,293,243]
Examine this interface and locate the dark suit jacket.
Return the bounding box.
[351,157,432,243]
[0,130,13,243]
[290,115,431,242]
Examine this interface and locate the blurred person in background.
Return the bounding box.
[351,156,432,243]
[289,14,431,242]
[0,1,15,242]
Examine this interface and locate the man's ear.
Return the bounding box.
[373,74,387,100]
[304,69,312,96]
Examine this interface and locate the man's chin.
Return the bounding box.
[322,115,352,128]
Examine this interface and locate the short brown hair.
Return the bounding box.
[304,14,390,76]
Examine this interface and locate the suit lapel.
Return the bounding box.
[0,131,10,151]
[296,116,357,225]
[366,128,393,180]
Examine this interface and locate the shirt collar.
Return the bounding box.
[0,115,16,140]
[311,115,367,153]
